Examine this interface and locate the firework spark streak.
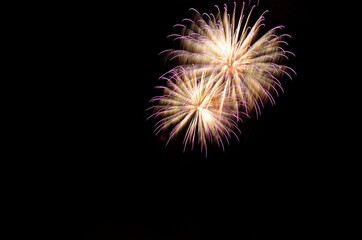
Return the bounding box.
[149,1,295,155]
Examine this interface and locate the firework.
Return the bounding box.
[149,1,295,155]
[148,68,240,157]
[161,1,295,117]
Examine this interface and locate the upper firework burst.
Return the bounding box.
[161,1,296,118]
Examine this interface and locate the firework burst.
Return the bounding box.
[148,1,295,155]
[161,1,295,117]
[148,68,240,157]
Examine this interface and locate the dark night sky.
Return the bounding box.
[56,0,348,239]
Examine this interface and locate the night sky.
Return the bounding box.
[57,0,344,239]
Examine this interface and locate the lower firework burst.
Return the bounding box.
[148,68,240,157]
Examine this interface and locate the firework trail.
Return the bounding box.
[148,68,240,157]
[149,1,295,155]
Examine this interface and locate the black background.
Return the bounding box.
[56,0,348,239]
